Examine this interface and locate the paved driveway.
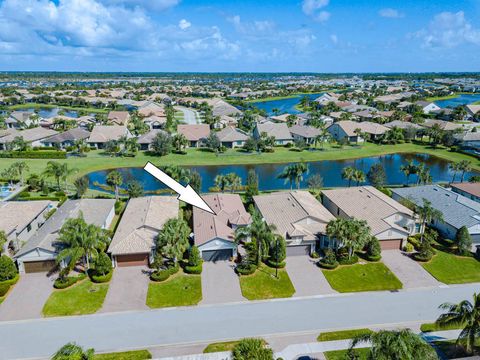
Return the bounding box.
[201,261,245,304]
[381,250,441,289]
[0,273,54,321]
[176,106,199,124]
[286,256,336,297]
[100,266,150,313]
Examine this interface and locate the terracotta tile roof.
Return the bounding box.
[177,124,210,141]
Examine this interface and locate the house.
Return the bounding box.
[253,122,293,145]
[327,120,388,143]
[423,119,463,132]
[192,193,251,261]
[415,101,441,114]
[108,196,179,267]
[210,98,242,117]
[0,201,54,253]
[322,186,419,250]
[466,105,480,120]
[314,92,341,105]
[41,127,91,149]
[253,191,335,255]
[270,114,297,124]
[383,120,423,130]
[392,185,480,243]
[143,115,166,129]
[454,131,480,152]
[451,182,480,203]
[216,126,249,148]
[289,125,321,144]
[5,111,35,129]
[177,124,210,147]
[87,125,131,149]
[137,129,167,150]
[0,127,58,150]
[137,101,165,118]
[76,115,96,129]
[15,199,115,273]
[107,111,130,126]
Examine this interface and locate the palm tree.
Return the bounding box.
[353,169,366,186]
[436,293,480,355]
[400,161,418,186]
[11,161,29,184]
[73,139,89,155]
[226,172,242,193]
[52,342,94,360]
[156,218,190,264]
[125,137,139,155]
[326,218,371,259]
[106,170,123,201]
[172,133,188,153]
[214,174,230,192]
[277,165,296,190]
[56,216,109,272]
[354,128,363,144]
[341,166,356,187]
[449,162,461,183]
[43,161,74,190]
[458,160,472,182]
[416,198,444,243]
[349,329,437,360]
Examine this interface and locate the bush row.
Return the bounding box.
[90,271,112,283]
[0,151,66,159]
[54,274,86,289]
[265,259,286,269]
[235,262,257,275]
[0,274,20,297]
[184,263,203,274]
[150,262,180,282]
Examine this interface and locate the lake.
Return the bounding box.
[87,153,479,194]
[251,93,323,115]
[435,94,480,108]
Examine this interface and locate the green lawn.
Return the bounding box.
[7,103,109,113]
[317,329,373,342]
[324,348,370,360]
[94,350,152,360]
[203,339,268,353]
[421,250,480,284]
[146,272,202,308]
[322,262,403,293]
[420,322,463,333]
[239,265,295,300]
[42,279,109,317]
[1,142,479,187]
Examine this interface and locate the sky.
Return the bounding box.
[0,0,479,72]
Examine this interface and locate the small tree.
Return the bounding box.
[205,133,221,152]
[190,171,202,193]
[187,246,201,267]
[0,230,7,255]
[93,252,112,276]
[0,255,18,282]
[52,343,94,360]
[126,181,144,198]
[365,236,381,259]
[268,235,286,265]
[245,169,259,200]
[367,163,386,188]
[456,226,472,255]
[74,176,89,199]
[231,338,273,360]
[151,132,172,156]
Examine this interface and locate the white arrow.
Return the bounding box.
[143,162,215,214]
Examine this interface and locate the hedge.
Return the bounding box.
[338,254,359,265]
[54,274,86,289]
[235,263,257,275]
[0,151,66,159]
[413,252,434,262]
[318,260,339,270]
[184,263,202,274]
[0,273,19,286]
[0,282,11,297]
[167,263,179,275]
[150,270,170,282]
[90,271,113,283]
[366,254,382,262]
[265,259,286,269]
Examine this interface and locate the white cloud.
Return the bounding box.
[178,19,191,30]
[378,8,403,18]
[330,34,338,44]
[227,15,275,35]
[302,0,330,22]
[100,0,180,11]
[415,11,480,48]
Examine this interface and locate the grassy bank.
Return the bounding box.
[425,92,471,102]
[0,143,479,185]
[246,90,332,103]
[7,103,109,114]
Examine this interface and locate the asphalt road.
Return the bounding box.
[0,284,477,360]
[176,106,199,124]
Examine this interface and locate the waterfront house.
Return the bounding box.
[137,129,168,151]
[253,122,293,145]
[450,182,480,203]
[289,125,321,144]
[466,105,480,120]
[327,120,388,143]
[5,111,36,129]
[216,126,249,148]
[177,124,211,148]
[87,125,131,149]
[415,101,441,114]
[0,127,58,150]
[41,127,91,149]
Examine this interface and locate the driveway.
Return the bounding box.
[381,250,441,289]
[100,266,150,313]
[176,106,199,124]
[0,273,54,321]
[201,261,245,304]
[286,256,336,297]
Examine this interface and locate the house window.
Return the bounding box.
[27,224,32,232]
[337,208,340,216]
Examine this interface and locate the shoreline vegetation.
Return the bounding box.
[6,103,110,113]
[425,92,474,102]
[0,142,479,185]
[245,90,336,103]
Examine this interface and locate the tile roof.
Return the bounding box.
[193,193,251,246]
[42,127,90,143]
[0,201,52,237]
[137,129,168,144]
[216,126,249,142]
[0,127,58,144]
[87,125,129,143]
[254,191,335,240]
[255,122,292,140]
[451,182,480,199]
[289,125,321,139]
[108,196,179,255]
[177,124,211,141]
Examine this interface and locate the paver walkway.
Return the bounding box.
[381,250,441,289]
[100,266,150,313]
[286,256,336,296]
[0,273,53,321]
[201,261,245,304]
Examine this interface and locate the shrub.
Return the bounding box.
[187,246,202,267]
[167,262,179,275]
[0,255,18,282]
[310,251,320,259]
[150,270,170,282]
[0,151,66,159]
[0,282,11,297]
[338,254,359,265]
[232,338,273,360]
[236,262,257,275]
[90,271,112,283]
[318,248,339,269]
[184,263,203,274]
[456,226,472,255]
[266,259,286,269]
[268,236,286,264]
[413,251,434,262]
[408,236,421,250]
[366,254,382,262]
[54,276,83,289]
[93,252,112,276]
[365,237,381,261]
[54,191,66,197]
[114,200,123,215]
[18,191,31,198]
[403,243,414,253]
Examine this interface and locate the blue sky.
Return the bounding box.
[0,0,479,72]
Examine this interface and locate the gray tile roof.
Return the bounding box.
[289,125,321,139]
[137,129,168,144]
[391,185,480,230]
[216,126,249,142]
[255,122,292,140]
[42,127,90,143]
[15,199,115,258]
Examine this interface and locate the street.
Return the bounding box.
[0,284,477,359]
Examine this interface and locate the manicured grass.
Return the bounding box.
[322,262,403,293]
[421,250,480,284]
[420,322,463,333]
[203,339,268,353]
[94,350,152,359]
[239,265,295,300]
[7,103,109,113]
[317,328,373,342]
[2,142,479,187]
[146,272,202,308]
[324,348,370,360]
[42,279,109,317]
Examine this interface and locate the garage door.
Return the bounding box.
[202,249,232,262]
[380,239,402,250]
[24,260,56,273]
[116,254,148,267]
[286,245,311,256]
